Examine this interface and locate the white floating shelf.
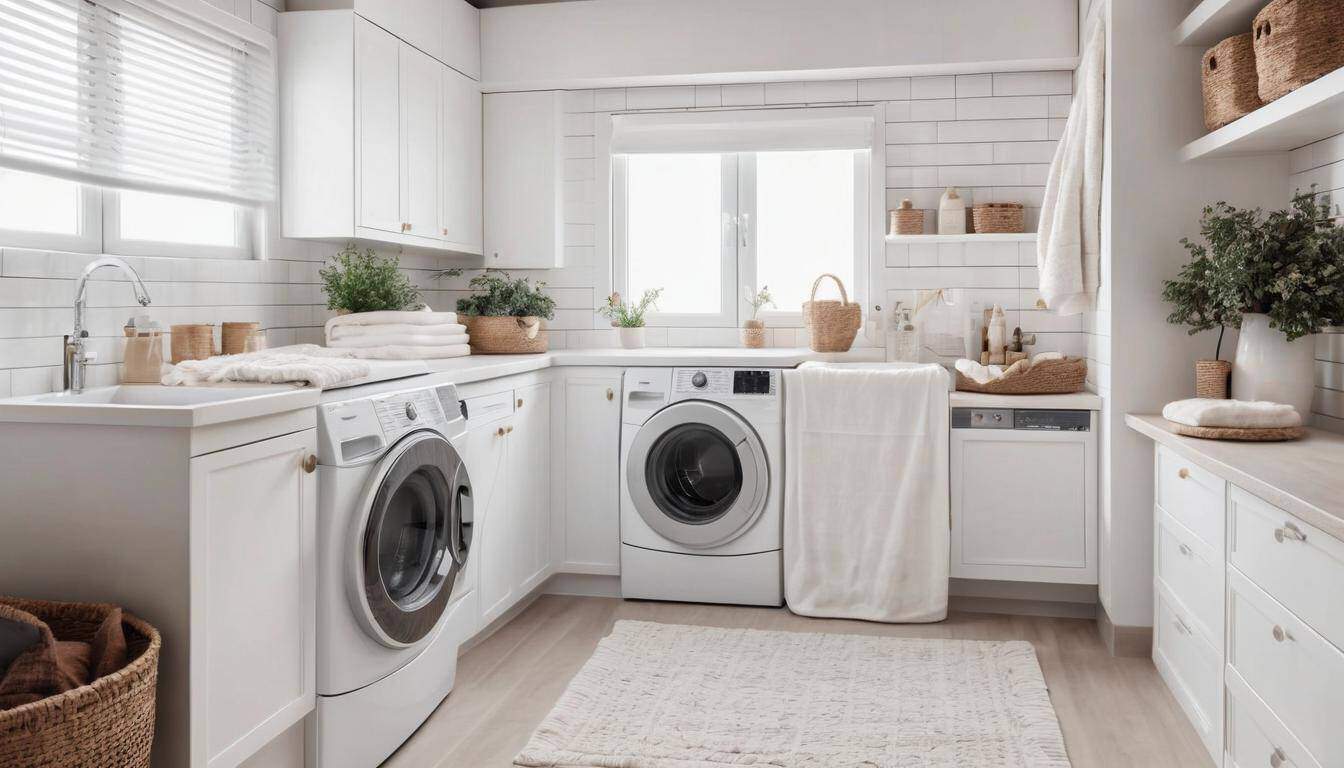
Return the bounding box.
[885,233,1037,243]
[1174,0,1265,48]
[1180,67,1344,161]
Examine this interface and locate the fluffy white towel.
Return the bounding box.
[328,333,470,349]
[1163,398,1302,429]
[784,362,950,623]
[955,358,1004,385]
[162,344,371,389]
[324,309,458,337]
[328,322,467,341]
[348,344,471,360]
[1037,13,1104,316]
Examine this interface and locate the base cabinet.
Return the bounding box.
[559,374,623,575]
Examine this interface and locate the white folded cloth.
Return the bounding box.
[162,344,370,389]
[347,344,471,360]
[1162,398,1302,429]
[954,351,1060,385]
[324,309,459,339]
[328,322,467,341]
[328,332,470,349]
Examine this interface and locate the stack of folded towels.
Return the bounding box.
[325,309,470,360]
[1162,398,1301,429]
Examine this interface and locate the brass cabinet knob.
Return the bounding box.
[606,388,614,401]
[302,454,318,474]
[506,425,514,434]
[1177,468,1190,480]
[496,427,505,437]
[517,398,523,408]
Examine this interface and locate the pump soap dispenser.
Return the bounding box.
[938,187,966,235]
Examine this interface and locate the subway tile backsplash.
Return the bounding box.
[1289,132,1344,432]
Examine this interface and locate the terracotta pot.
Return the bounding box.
[742,319,766,349]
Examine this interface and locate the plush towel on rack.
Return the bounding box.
[347,344,471,360]
[1037,13,1105,316]
[328,332,470,349]
[162,344,371,388]
[328,322,468,341]
[783,362,950,623]
[1162,398,1301,429]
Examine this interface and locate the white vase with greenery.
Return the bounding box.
[599,289,662,349]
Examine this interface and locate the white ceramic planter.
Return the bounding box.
[618,326,646,349]
[1231,313,1315,417]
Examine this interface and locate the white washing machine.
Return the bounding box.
[311,381,475,768]
[620,367,783,607]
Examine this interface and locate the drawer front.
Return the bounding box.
[1154,583,1222,762]
[463,390,514,427]
[1155,445,1225,549]
[1228,568,1344,768]
[1229,485,1344,650]
[1226,668,1320,768]
[1157,508,1223,641]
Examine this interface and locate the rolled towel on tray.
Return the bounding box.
[1162,398,1301,430]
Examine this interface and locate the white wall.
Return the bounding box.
[481,0,1078,89]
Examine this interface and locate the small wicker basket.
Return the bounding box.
[889,199,925,235]
[1202,33,1263,130]
[465,315,546,354]
[971,203,1024,234]
[169,324,214,363]
[221,322,260,356]
[0,598,160,768]
[1253,0,1344,104]
[1195,359,1232,399]
[954,356,1088,395]
[802,274,861,353]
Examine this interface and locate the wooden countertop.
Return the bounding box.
[1126,414,1344,542]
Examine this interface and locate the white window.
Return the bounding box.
[610,108,874,327]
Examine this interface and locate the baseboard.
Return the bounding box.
[949,595,1098,620]
[1097,601,1153,657]
[542,572,622,598]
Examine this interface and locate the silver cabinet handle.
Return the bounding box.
[1274,521,1307,544]
[1270,746,1287,768]
[1172,616,1191,636]
[1271,625,1294,643]
[1178,543,1193,557]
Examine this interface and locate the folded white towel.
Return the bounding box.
[324,309,458,338]
[348,344,471,360]
[162,344,370,389]
[329,332,470,349]
[1162,398,1301,429]
[328,322,467,341]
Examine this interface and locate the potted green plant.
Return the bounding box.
[599,289,662,348]
[320,243,421,315]
[742,285,775,349]
[1164,190,1344,412]
[454,271,557,354]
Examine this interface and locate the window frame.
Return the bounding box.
[102,189,256,261]
[0,177,102,254]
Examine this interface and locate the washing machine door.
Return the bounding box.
[354,430,471,648]
[626,400,769,549]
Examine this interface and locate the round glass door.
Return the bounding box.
[358,431,462,648]
[627,401,768,548]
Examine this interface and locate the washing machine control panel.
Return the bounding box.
[672,368,777,396]
[372,389,445,436]
[732,370,775,395]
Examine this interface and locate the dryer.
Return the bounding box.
[619,367,783,607]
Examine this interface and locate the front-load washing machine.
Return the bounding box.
[311,381,474,768]
[620,367,783,606]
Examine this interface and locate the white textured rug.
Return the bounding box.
[515,621,1071,768]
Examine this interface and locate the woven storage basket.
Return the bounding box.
[169,324,214,363]
[1202,34,1264,129]
[1253,0,1344,103]
[0,598,160,768]
[954,356,1088,395]
[465,315,546,354]
[1195,359,1232,399]
[971,203,1024,234]
[802,273,861,353]
[889,200,925,235]
[220,322,260,356]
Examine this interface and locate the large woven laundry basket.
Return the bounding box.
[802,273,861,353]
[0,598,161,768]
[1253,0,1344,103]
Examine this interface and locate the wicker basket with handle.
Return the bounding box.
[802,274,861,353]
[464,315,547,354]
[0,597,160,768]
[1202,34,1263,130]
[1253,0,1344,104]
[971,203,1024,234]
[954,356,1087,395]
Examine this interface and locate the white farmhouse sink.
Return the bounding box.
[0,384,319,428]
[33,385,289,406]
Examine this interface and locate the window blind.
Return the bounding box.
[0,0,276,205]
[610,107,875,155]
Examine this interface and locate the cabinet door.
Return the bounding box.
[561,376,623,574]
[400,42,440,240]
[512,382,552,594]
[355,18,401,235]
[440,64,482,254]
[355,0,444,63]
[483,91,564,269]
[189,430,317,768]
[442,0,481,80]
[469,417,514,629]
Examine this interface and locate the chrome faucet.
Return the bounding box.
[64,257,152,394]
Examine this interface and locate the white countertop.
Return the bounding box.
[0,383,319,428]
[1126,413,1344,543]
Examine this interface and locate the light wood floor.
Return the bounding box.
[385,595,1212,768]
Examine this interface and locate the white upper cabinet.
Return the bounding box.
[441,65,483,253]
[442,0,481,80]
[484,90,565,269]
[354,18,401,235]
[400,42,442,240]
[354,0,444,65]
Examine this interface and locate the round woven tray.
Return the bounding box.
[1168,421,1304,441]
[954,356,1087,395]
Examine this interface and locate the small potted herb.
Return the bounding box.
[742,285,775,349]
[599,289,662,348]
[320,243,420,314]
[455,271,557,354]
